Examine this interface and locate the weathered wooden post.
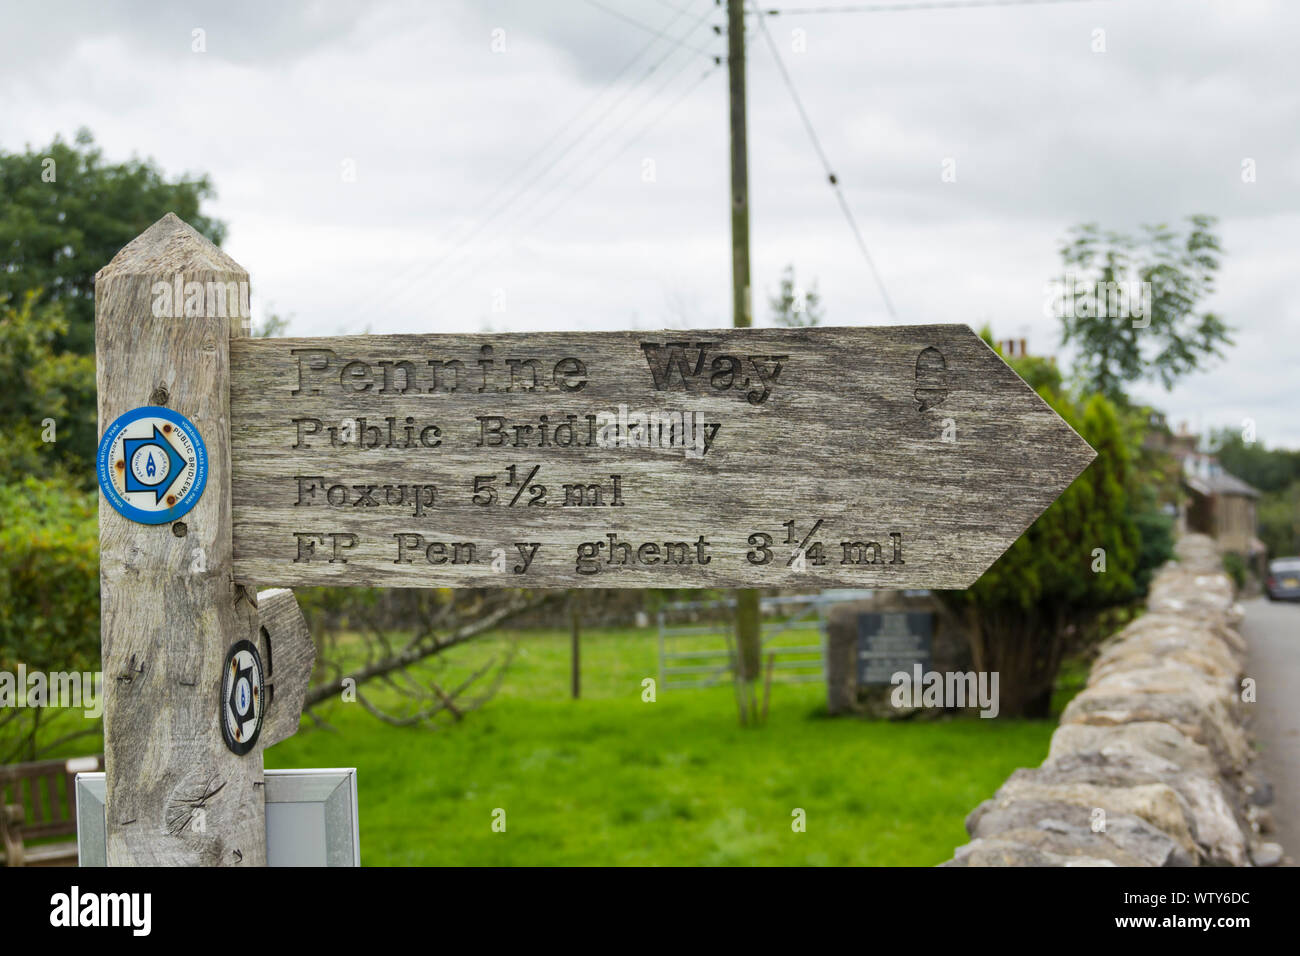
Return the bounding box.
[95,214,311,866]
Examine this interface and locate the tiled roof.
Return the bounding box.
[1185,469,1260,498]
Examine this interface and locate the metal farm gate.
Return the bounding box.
[655,591,877,691]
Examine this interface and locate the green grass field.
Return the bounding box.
[265,624,1058,866]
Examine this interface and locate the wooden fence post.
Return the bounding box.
[96,213,267,866]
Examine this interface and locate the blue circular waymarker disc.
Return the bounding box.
[97,406,208,525]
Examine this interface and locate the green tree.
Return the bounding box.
[768,264,824,327]
[1115,405,1178,592]
[1058,215,1232,402]
[254,313,291,338]
[1210,428,1300,558]
[0,128,225,355]
[1257,485,1300,558]
[940,350,1144,717]
[1130,484,1177,593]
[0,477,100,761]
[0,290,96,488]
[1208,428,1300,494]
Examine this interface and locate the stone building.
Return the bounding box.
[1182,453,1265,565]
[1144,416,1264,567]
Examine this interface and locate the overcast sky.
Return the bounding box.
[3,0,1296,447]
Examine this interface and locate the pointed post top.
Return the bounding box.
[96,212,245,281]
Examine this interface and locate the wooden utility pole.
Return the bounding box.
[727,0,752,332]
[728,0,762,723]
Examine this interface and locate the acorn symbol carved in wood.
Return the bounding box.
[914,346,948,412]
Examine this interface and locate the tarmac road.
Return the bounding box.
[1242,596,1300,865]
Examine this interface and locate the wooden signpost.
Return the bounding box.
[94,214,1094,865]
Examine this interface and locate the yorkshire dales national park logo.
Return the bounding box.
[98,406,207,525]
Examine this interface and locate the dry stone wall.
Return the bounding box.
[943,534,1280,867]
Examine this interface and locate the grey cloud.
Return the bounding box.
[1,0,1297,444]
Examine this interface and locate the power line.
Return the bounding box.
[762,0,1110,13]
[425,62,724,308]
[334,9,699,322]
[647,0,706,12]
[349,5,707,324]
[423,53,721,307]
[582,0,721,58]
[370,14,716,321]
[748,1,898,320]
[351,3,716,327]
[534,64,724,231]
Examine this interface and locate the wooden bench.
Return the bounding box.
[0,756,102,866]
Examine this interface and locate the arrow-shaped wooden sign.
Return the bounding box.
[229,325,1094,590]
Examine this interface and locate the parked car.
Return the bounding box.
[1265,557,1300,601]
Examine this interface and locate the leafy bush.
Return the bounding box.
[938,385,1143,717]
[1132,489,1176,593]
[0,478,99,674]
[1257,483,1300,560]
[1222,552,1246,593]
[0,291,97,488]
